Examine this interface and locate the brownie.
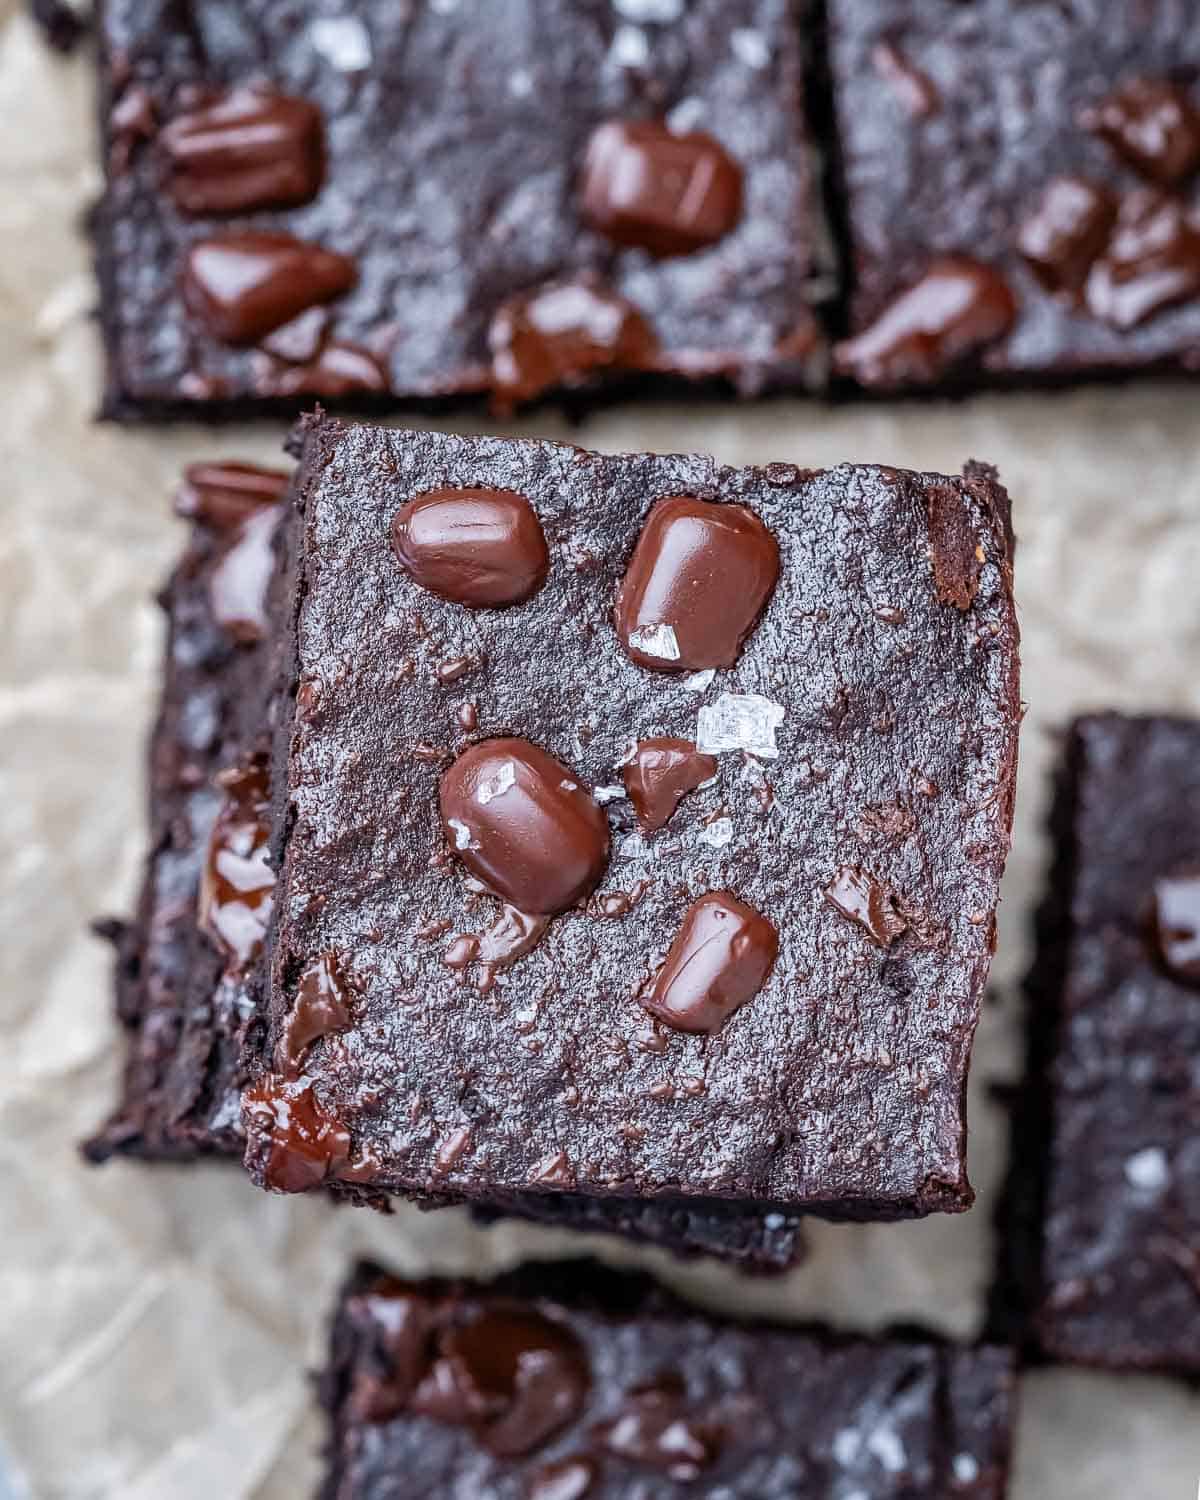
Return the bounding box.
[994,714,1200,1376]
[86,459,289,1162]
[95,0,830,420]
[84,461,806,1267]
[828,0,1200,391]
[241,418,1021,1232]
[321,1257,1016,1498]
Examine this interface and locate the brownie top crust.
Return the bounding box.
[829,0,1200,387]
[249,419,1020,1215]
[322,1258,1015,1499]
[97,0,826,416]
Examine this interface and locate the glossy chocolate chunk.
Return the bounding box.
[622,738,717,831]
[182,231,356,345]
[488,277,656,410]
[1081,77,1200,187]
[208,504,281,644]
[592,1376,720,1479]
[1085,191,1200,330]
[174,460,288,530]
[412,1307,590,1457]
[614,496,779,672]
[581,119,743,257]
[640,891,777,1035]
[277,951,354,1076]
[1152,868,1200,984]
[392,488,549,608]
[198,762,274,971]
[834,256,1017,388]
[161,84,325,216]
[265,341,389,398]
[826,865,908,948]
[242,1075,352,1192]
[1016,176,1117,297]
[440,739,609,915]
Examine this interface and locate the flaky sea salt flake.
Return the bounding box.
[309,16,372,71]
[629,622,680,661]
[476,761,516,805]
[696,692,785,759]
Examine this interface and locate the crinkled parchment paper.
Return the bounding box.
[2,8,1200,1497]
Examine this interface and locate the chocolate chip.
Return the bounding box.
[264,340,389,397]
[614,496,779,672]
[592,1376,721,1480]
[208,504,281,642]
[826,865,907,948]
[1016,176,1117,296]
[440,739,609,915]
[622,738,717,831]
[488,276,657,410]
[1152,868,1200,984]
[198,761,274,970]
[477,905,550,968]
[182,231,356,344]
[276,951,354,1076]
[109,83,157,174]
[580,118,743,256]
[640,891,777,1035]
[1081,77,1200,187]
[834,256,1017,388]
[443,934,480,971]
[161,84,325,216]
[174,460,288,529]
[392,488,549,608]
[242,1076,352,1192]
[1084,191,1200,330]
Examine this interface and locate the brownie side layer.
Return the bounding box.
[248,419,1020,1221]
[320,1257,1016,1499]
[95,0,828,419]
[993,714,1200,1375]
[828,0,1200,390]
[86,489,282,1162]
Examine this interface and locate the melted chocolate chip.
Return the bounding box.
[265,340,389,397]
[392,488,549,608]
[412,1306,590,1457]
[440,739,609,915]
[1084,191,1200,330]
[826,865,907,948]
[259,306,329,363]
[1016,176,1117,296]
[198,762,274,970]
[489,277,657,410]
[623,738,717,831]
[1152,868,1200,984]
[182,231,356,344]
[444,934,481,971]
[528,1456,599,1500]
[614,496,779,672]
[834,257,1017,388]
[276,951,354,1076]
[581,119,743,257]
[242,1076,352,1192]
[174,460,288,530]
[870,40,940,118]
[208,504,280,643]
[161,84,325,216]
[1081,77,1200,187]
[593,1377,721,1480]
[477,905,550,967]
[640,891,777,1035]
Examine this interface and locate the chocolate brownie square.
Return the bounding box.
[995,714,1200,1375]
[241,417,1020,1232]
[828,0,1200,391]
[321,1257,1016,1498]
[95,0,829,419]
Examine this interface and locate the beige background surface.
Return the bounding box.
[2,6,1200,1495]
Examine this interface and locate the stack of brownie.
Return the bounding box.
[74,0,1200,1493]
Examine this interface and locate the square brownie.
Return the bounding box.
[85,459,808,1269]
[994,714,1200,1375]
[241,417,1020,1229]
[828,0,1200,391]
[95,0,829,419]
[321,1257,1016,1498]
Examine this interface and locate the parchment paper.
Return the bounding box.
[2,7,1200,1495]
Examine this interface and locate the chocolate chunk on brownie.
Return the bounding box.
[828,0,1200,390]
[85,460,289,1161]
[993,714,1200,1375]
[95,0,829,419]
[242,418,1020,1230]
[321,1257,1016,1498]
